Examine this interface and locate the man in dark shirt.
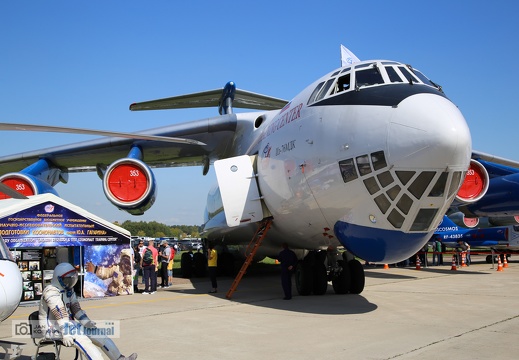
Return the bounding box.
[278,242,298,300]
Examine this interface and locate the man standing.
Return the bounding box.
[159,240,171,288]
[207,243,218,293]
[140,240,158,294]
[278,242,298,300]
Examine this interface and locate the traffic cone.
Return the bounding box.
[450,255,457,271]
[496,254,504,272]
[503,254,509,268]
[415,255,421,270]
[383,264,389,270]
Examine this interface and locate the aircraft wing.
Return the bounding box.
[472,150,519,170]
[0,115,238,173]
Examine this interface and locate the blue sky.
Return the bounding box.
[1,1,518,225]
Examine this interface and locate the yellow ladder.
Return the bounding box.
[226,218,273,299]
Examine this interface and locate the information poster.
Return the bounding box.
[12,248,44,302]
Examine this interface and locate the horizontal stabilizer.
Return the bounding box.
[130,87,288,112]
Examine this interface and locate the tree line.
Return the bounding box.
[114,220,203,239]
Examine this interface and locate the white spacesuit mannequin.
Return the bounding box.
[38,263,137,360]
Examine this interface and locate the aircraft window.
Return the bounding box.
[0,237,15,261]
[339,159,358,183]
[382,61,400,65]
[396,193,413,215]
[412,69,436,87]
[307,81,325,104]
[371,151,387,170]
[334,73,351,93]
[408,171,435,199]
[374,194,391,214]
[355,68,384,88]
[410,208,439,231]
[388,209,405,229]
[340,67,351,73]
[448,171,464,198]
[386,185,401,201]
[514,225,519,232]
[377,171,394,188]
[385,66,404,83]
[355,63,372,69]
[398,66,419,83]
[315,78,335,102]
[396,171,415,185]
[332,70,341,76]
[429,172,448,197]
[363,177,380,195]
[356,155,372,176]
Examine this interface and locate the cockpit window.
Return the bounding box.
[314,78,335,102]
[398,66,419,83]
[385,66,404,83]
[356,67,384,88]
[332,73,351,94]
[411,69,437,87]
[307,81,325,105]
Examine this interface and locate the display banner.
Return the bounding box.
[0,201,129,247]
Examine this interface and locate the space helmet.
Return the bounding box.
[51,263,78,290]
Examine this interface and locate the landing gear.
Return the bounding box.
[294,250,365,295]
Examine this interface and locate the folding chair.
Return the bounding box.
[28,311,80,360]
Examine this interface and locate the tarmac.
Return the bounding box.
[2,255,519,360]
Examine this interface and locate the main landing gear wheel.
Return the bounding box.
[348,259,365,294]
[332,260,351,294]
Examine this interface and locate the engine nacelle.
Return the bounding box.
[0,173,58,200]
[103,158,157,215]
[455,159,489,203]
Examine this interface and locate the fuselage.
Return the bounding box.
[0,235,23,322]
[204,60,472,263]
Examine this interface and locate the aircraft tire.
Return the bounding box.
[348,259,365,294]
[181,252,193,278]
[218,252,235,277]
[332,260,351,295]
[192,252,207,277]
[486,255,493,264]
[312,263,328,295]
[295,260,313,296]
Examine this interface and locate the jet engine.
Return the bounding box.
[102,158,157,215]
[455,159,489,203]
[0,173,58,199]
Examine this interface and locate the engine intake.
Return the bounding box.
[103,158,157,215]
[455,159,489,203]
[0,173,57,199]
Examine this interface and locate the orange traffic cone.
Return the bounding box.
[461,251,467,267]
[383,264,389,270]
[496,254,504,272]
[415,255,421,270]
[503,254,509,268]
[450,255,457,271]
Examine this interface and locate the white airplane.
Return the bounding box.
[0,58,477,300]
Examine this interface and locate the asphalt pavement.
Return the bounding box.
[1,256,519,360]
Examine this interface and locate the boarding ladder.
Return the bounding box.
[226,218,273,300]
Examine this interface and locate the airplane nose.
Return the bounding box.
[387,93,471,170]
[0,260,23,322]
